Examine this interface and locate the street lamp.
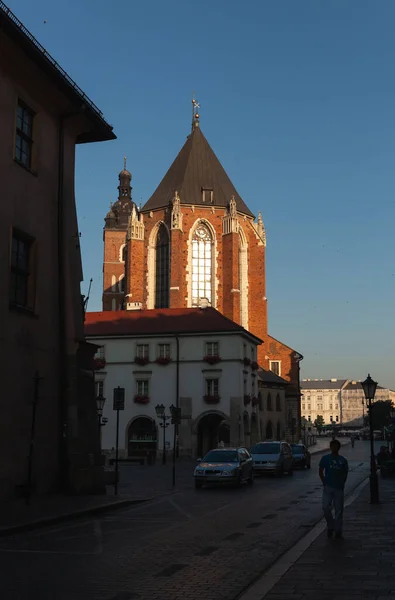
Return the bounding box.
[96,394,106,427]
[155,404,175,465]
[361,374,379,504]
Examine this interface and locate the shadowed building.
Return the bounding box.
[0,2,115,500]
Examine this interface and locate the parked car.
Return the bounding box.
[194,447,254,489]
[250,441,293,475]
[291,443,311,469]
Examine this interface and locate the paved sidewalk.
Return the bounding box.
[260,477,395,600]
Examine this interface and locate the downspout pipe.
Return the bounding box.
[172,336,180,487]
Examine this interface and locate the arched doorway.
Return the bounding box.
[276,422,281,441]
[197,413,229,457]
[251,413,259,445]
[266,420,273,440]
[127,417,157,460]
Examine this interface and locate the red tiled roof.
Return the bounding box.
[85,307,262,343]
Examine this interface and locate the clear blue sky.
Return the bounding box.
[8,0,395,389]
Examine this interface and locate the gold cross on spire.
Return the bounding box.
[192,93,200,130]
[124,156,127,170]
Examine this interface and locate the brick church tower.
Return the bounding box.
[102,159,134,310]
[102,108,302,404]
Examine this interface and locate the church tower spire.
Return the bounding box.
[102,158,134,310]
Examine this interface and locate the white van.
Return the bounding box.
[250,441,293,475]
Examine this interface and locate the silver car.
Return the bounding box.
[194,447,254,489]
[250,441,293,475]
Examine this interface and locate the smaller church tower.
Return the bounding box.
[102,159,134,310]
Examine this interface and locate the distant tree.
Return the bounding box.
[370,400,395,430]
[314,415,325,434]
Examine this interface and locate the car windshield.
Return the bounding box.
[291,445,304,454]
[250,443,280,454]
[203,450,239,462]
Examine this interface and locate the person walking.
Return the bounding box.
[319,439,348,539]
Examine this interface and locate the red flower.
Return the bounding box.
[244,394,251,406]
[252,396,259,406]
[251,361,259,371]
[243,357,251,366]
[134,395,150,404]
[94,358,106,370]
[156,357,172,365]
[134,356,149,366]
[203,394,221,404]
[203,355,221,365]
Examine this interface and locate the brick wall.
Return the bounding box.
[103,229,127,310]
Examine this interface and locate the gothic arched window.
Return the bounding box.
[191,222,213,306]
[155,224,169,308]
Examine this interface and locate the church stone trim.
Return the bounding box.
[170,191,183,231]
[146,220,170,310]
[238,226,249,329]
[127,206,145,241]
[222,195,239,235]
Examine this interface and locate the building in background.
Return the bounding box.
[301,378,395,428]
[301,379,348,426]
[0,2,115,500]
[342,381,395,426]
[85,307,290,458]
[102,106,303,439]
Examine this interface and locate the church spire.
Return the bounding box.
[118,156,132,200]
[192,94,200,131]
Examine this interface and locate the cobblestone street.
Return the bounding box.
[0,442,374,600]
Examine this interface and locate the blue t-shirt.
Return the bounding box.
[319,453,348,490]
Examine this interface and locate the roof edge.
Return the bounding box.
[0,1,116,142]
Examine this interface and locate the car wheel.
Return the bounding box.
[247,473,254,485]
[236,472,243,487]
[287,467,294,476]
[195,481,203,490]
[277,465,284,476]
[307,461,311,469]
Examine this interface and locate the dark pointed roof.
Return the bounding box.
[142,125,254,217]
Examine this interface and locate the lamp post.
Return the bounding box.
[361,374,379,504]
[96,394,106,428]
[155,404,174,466]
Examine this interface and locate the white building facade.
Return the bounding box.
[86,308,289,459]
[301,379,348,426]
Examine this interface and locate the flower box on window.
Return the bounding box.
[204,394,221,404]
[156,357,172,366]
[243,357,251,366]
[203,355,221,365]
[252,395,259,407]
[251,361,259,371]
[94,358,106,370]
[244,394,251,406]
[134,356,149,366]
[134,394,150,405]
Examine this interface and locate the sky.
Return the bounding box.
[7,0,395,389]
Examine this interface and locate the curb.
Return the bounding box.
[0,496,153,537]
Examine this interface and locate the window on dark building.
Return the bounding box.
[202,188,213,203]
[10,230,35,309]
[15,101,34,169]
[276,394,282,411]
[206,378,219,396]
[267,394,273,411]
[155,224,169,308]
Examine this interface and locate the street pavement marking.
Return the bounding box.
[167,497,193,520]
[237,476,369,600]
